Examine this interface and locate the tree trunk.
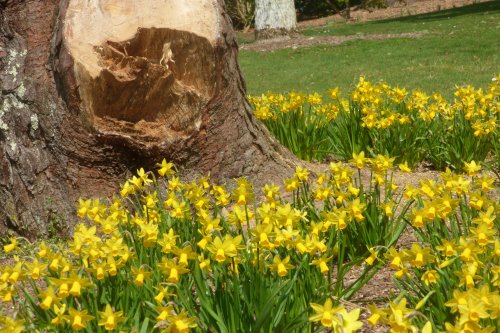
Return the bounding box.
[255,0,297,40]
[0,0,297,239]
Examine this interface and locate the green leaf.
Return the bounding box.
[139,318,150,333]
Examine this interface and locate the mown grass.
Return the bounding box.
[239,1,500,97]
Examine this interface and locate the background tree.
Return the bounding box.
[0,0,296,238]
[255,0,297,39]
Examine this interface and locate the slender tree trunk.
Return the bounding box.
[255,0,297,40]
[0,0,297,238]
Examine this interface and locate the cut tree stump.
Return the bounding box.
[0,0,297,238]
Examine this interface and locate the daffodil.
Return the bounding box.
[98,304,125,331]
[0,316,25,333]
[311,255,332,273]
[36,241,51,258]
[470,223,496,246]
[64,308,94,331]
[398,162,412,173]
[309,298,342,328]
[270,255,294,277]
[385,247,406,270]
[173,245,197,266]
[38,286,60,310]
[211,184,230,206]
[131,265,152,286]
[329,87,340,99]
[294,166,310,181]
[464,160,481,176]
[88,261,107,280]
[232,177,254,206]
[157,258,189,284]
[168,310,198,333]
[6,261,23,284]
[421,270,439,286]
[77,198,92,218]
[284,177,299,192]
[156,305,174,321]
[365,247,381,266]
[436,239,457,257]
[380,201,395,217]
[67,273,93,297]
[251,223,274,249]
[367,304,385,326]
[197,254,211,272]
[404,243,434,268]
[0,283,16,302]
[50,304,67,326]
[347,198,366,222]
[336,308,363,333]
[323,209,349,231]
[3,238,18,253]
[262,183,280,203]
[48,277,70,298]
[206,235,243,264]
[138,223,159,247]
[350,151,367,169]
[154,285,176,304]
[157,159,175,177]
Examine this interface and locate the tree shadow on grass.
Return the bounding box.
[374,0,500,24]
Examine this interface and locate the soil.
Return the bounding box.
[240,32,427,52]
[240,0,492,52]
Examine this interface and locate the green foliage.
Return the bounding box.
[424,86,497,171]
[326,100,371,160]
[249,92,333,161]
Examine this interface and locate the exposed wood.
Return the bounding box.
[0,0,297,238]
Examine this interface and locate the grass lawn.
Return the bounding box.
[239,1,500,97]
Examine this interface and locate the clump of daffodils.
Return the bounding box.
[250,76,499,170]
[0,155,498,332]
[2,158,394,332]
[369,167,499,332]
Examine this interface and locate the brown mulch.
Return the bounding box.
[240,32,427,52]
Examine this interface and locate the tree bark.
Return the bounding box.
[0,0,297,238]
[255,0,298,40]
